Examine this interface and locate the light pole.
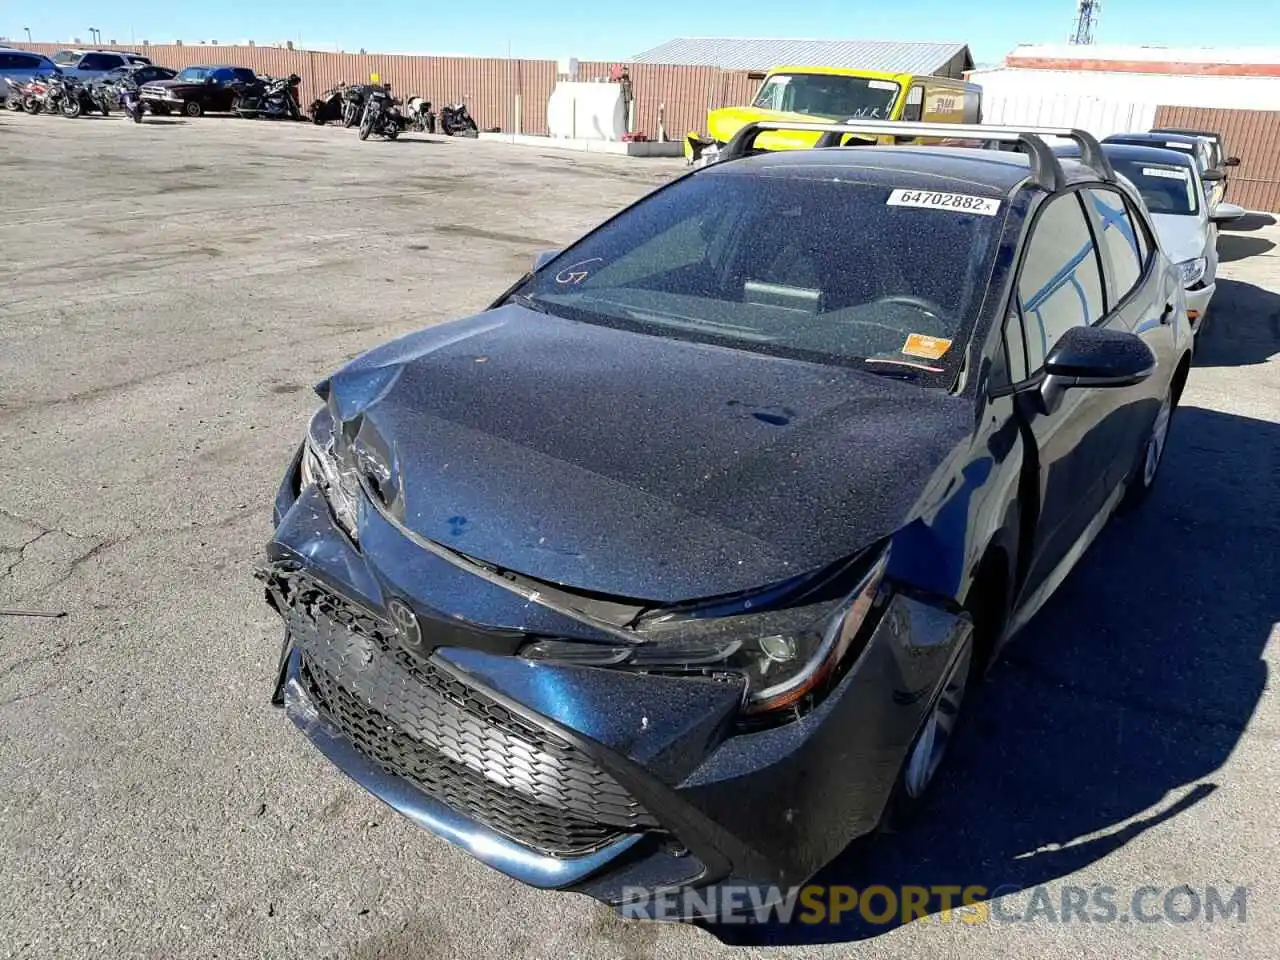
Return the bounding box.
[23,26,32,42]
[89,27,100,44]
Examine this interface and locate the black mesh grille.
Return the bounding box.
[273,573,658,857]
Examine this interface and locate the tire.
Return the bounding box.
[358,110,374,140]
[1121,386,1175,511]
[150,103,170,116]
[343,103,358,128]
[61,98,82,118]
[230,96,242,115]
[880,629,976,832]
[184,100,202,118]
[23,95,41,114]
[386,124,399,140]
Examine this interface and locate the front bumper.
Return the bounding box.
[262,464,972,904]
[1185,281,1215,331]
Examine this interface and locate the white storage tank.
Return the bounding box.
[546,81,628,141]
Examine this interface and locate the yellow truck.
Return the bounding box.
[687,65,982,165]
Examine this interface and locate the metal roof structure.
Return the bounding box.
[632,38,973,76]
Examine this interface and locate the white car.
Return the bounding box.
[1061,141,1243,331]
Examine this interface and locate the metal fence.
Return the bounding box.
[7,42,760,139]
[1154,106,1280,213]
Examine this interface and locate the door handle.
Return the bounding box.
[1159,302,1174,325]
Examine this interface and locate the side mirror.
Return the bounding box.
[1201,169,1225,182]
[1224,156,1241,167]
[1028,325,1156,414]
[533,249,559,271]
[1211,201,1246,224]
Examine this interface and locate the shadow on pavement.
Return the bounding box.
[1220,212,1276,232]
[704,397,1276,945]
[1218,234,1275,263]
[1193,279,1280,368]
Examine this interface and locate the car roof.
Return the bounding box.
[1105,131,1203,151]
[703,144,1105,196]
[0,46,53,57]
[1058,141,1197,167]
[1151,127,1220,141]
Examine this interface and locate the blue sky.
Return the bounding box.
[7,0,1278,64]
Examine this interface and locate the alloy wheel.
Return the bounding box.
[903,639,973,799]
[1142,392,1173,487]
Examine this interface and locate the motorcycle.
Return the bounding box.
[17,74,52,114]
[439,99,478,137]
[234,73,302,120]
[357,87,403,140]
[341,83,370,127]
[3,76,27,111]
[406,96,435,133]
[309,84,345,125]
[88,80,115,116]
[114,77,145,123]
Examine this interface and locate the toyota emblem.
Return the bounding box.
[386,597,423,649]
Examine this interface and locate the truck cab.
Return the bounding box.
[688,66,982,165]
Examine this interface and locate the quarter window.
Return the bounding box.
[1017,194,1106,369]
[1087,188,1142,303]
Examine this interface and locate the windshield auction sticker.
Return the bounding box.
[902,333,953,360]
[1143,167,1189,180]
[887,189,1001,216]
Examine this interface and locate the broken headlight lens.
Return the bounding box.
[300,408,361,540]
[521,549,889,715]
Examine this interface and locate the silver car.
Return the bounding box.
[50,49,152,83]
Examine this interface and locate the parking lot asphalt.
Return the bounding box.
[1,113,1276,960]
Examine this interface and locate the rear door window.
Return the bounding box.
[1017,193,1106,369]
[1086,188,1142,303]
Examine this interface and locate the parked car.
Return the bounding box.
[102,64,177,87]
[140,64,259,117]
[0,47,59,106]
[1103,131,1227,210]
[1150,126,1241,201]
[259,119,1195,911]
[1057,141,1244,331]
[50,49,151,83]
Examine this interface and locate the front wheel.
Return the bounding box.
[358,110,374,140]
[61,97,82,118]
[23,95,41,114]
[184,100,202,118]
[881,631,975,831]
[150,103,170,116]
[1121,387,1174,510]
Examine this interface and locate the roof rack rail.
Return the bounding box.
[717,120,1116,191]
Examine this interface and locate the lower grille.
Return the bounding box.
[273,572,658,856]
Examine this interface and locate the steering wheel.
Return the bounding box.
[867,295,950,334]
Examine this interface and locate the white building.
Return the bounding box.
[969,44,1280,136]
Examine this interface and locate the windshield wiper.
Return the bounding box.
[510,293,551,314]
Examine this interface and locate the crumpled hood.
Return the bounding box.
[321,305,972,601]
[1151,213,1208,265]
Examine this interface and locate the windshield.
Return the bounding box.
[178,67,210,82]
[512,173,1002,379]
[752,73,900,120]
[52,50,80,66]
[1113,159,1199,216]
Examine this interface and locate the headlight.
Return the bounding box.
[521,548,890,716]
[299,408,361,540]
[1177,257,1207,287]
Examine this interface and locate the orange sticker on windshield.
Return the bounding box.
[902,333,953,360]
